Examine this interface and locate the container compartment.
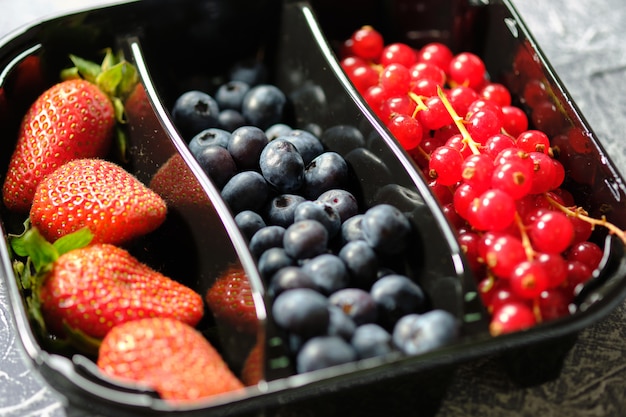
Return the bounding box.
[1,0,625,416]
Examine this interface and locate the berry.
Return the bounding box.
[206,265,258,333]
[272,288,330,338]
[370,274,427,330]
[303,152,349,199]
[392,310,459,355]
[242,84,286,129]
[361,204,411,255]
[296,336,357,373]
[188,128,230,156]
[221,171,269,214]
[172,90,220,139]
[30,159,167,245]
[259,138,305,193]
[329,288,378,326]
[227,125,269,170]
[351,323,394,359]
[283,219,328,260]
[97,318,243,401]
[301,253,350,295]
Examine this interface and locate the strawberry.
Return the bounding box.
[29,158,167,245]
[149,153,213,211]
[37,241,204,339]
[97,317,244,401]
[241,338,264,386]
[2,49,137,213]
[206,265,259,334]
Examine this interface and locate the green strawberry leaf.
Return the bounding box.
[18,228,59,272]
[100,48,119,72]
[53,227,94,257]
[69,54,102,83]
[115,125,130,163]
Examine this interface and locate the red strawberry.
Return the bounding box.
[97,317,244,401]
[29,158,167,245]
[149,153,213,211]
[2,50,138,213]
[241,339,264,386]
[206,265,259,334]
[39,243,204,339]
[2,78,115,212]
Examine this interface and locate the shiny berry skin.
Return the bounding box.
[350,26,384,60]
[392,310,459,355]
[329,288,378,326]
[370,274,426,330]
[172,90,220,139]
[259,138,305,193]
[296,336,357,373]
[301,253,350,295]
[221,171,269,214]
[242,84,287,130]
[361,204,411,255]
[283,219,328,260]
[489,302,536,336]
[272,288,330,338]
[448,52,486,89]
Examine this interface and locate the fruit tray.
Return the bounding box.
[2,0,626,416]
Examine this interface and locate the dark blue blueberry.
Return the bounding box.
[227,126,268,171]
[234,210,266,240]
[320,124,366,156]
[338,240,378,288]
[188,128,230,157]
[215,80,250,110]
[328,288,377,326]
[370,274,427,330]
[327,305,356,341]
[293,200,341,239]
[316,189,359,223]
[303,152,349,199]
[283,220,328,260]
[361,204,411,255]
[268,266,316,297]
[282,130,324,165]
[242,84,286,130]
[265,123,293,140]
[351,323,394,359]
[392,310,459,356]
[296,336,357,373]
[301,253,349,295]
[172,90,220,139]
[229,60,267,86]
[265,194,306,227]
[222,171,269,214]
[258,247,294,281]
[194,145,237,189]
[218,109,247,132]
[272,288,329,338]
[341,214,365,243]
[259,138,305,193]
[221,171,268,214]
[249,225,286,258]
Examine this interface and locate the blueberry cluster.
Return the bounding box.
[171,76,459,374]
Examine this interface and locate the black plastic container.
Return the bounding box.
[1,0,626,416]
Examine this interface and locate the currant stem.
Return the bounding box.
[408,92,429,119]
[436,86,482,155]
[514,212,536,261]
[545,194,626,245]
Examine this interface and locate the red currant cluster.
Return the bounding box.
[340,26,625,336]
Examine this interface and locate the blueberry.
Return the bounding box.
[272,288,329,338]
[361,204,411,255]
[218,109,247,132]
[320,124,366,156]
[341,214,365,243]
[338,240,378,288]
[268,266,316,297]
[258,247,294,281]
[282,129,324,165]
[370,274,427,329]
[228,126,268,170]
[265,123,293,140]
[301,253,349,295]
[188,128,230,157]
[234,210,266,240]
[242,84,287,130]
[303,152,349,199]
[215,80,250,110]
[283,220,328,260]
[392,310,459,356]
[259,138,305,193]
[328,288,377,326]
[229,60,267,86]
[221,171,268,214]
[249,225,286,258]
[172,90,220,139]
[316,189,359,223]
[293,200,341,239]
[296,336,357,373]
[327,305,356,341]
[351,323,394,359]
[265,194,306,227]
[195,145,237,188]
